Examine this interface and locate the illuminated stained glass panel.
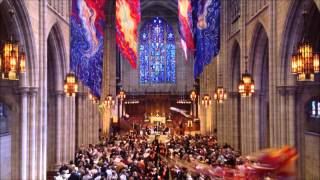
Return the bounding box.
[139,17,176,84]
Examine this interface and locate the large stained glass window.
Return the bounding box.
[139,17,176,84]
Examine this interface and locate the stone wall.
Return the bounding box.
[305,133,320,179]
[0,0,101,179]
[199,0,320,179]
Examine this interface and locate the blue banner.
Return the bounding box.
[70,0,106,98]
[192,0,220,79]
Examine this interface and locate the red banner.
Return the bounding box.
[116,0,141,68]
[178,0,195,60]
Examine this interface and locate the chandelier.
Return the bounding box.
[0,10,26,80]
[239,60,254,97]
[291,10,320,81]
[64,72,78,97]
[214,86,227,103]
[214,64,227,103]
[201,94,212,108]
[190,89,197,101]
[88,92,99,104]
[104,95,115,108]
[117,88,126,102]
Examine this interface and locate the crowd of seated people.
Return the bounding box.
[55,134,242,180]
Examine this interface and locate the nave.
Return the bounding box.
[0,0,319,180]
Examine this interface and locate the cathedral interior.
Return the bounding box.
[0,0,319,179]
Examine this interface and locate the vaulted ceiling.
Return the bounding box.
[141,0,177,18]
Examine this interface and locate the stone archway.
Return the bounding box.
[46,22,67,172]
[281,0,320,178]
[250,23,269,149]
[0,0,36,179]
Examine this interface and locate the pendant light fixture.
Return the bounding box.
[291,9,320,81]
[104,83,115,109]
[0,10,26,80]
[117,88,126,102]
[238,57,254,97]
[214,75,227,103]
[190,89,197,102]
[64,58,79,97]
[104,94,115,108]
[214,56,227,103]
[64,72,78,97]
[88,91,99,104]
[201,71,212,108]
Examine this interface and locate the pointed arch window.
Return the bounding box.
[139,17,176,84]
[0,103,9,135]
[310,100,320,118]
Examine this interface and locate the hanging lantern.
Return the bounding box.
[291,42,320,81]
[190,90,197,101]
[291,10,320,81]
[201,94,212,108]
[104,95,115,108]
[117,88,126,102]
[314,53,320,73]
[214,86,227,103]
[64,72,78,97]
[88,92,99,104]
[238,70,254,97]
[0,37,26,80]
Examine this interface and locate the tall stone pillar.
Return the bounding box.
[55,91,64,167]
[19,87,29,179]
[77,92,86,147]
[63,96,69,163]
[29,87,38,179]
[287,87,296,146]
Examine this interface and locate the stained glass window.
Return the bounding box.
[0,103,9,134]
[139,17,176,84]
[310,100,320,118]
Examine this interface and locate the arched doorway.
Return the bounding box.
[230,41,241,150]
[250,23,269,149]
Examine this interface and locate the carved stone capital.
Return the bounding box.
[55,90,65,97]
[16,87,30,95]
[228,91,240,98]
[77,92,87,99]
[276,85,297,96]
[29,87,39,97]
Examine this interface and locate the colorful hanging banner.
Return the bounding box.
[70,0,106,98]
[192,0,220,79]
[178,0,195,60]
[116,0,141,68]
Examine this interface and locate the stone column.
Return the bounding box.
[84,94,88,146]
[63,96,69,163]
[29,87,38,180]
[287,87,296,146]
[70,97,76,159]
[55,90,64,167]
[229,92,240,150]
[19,87,29,179]
[77,92,86,147]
